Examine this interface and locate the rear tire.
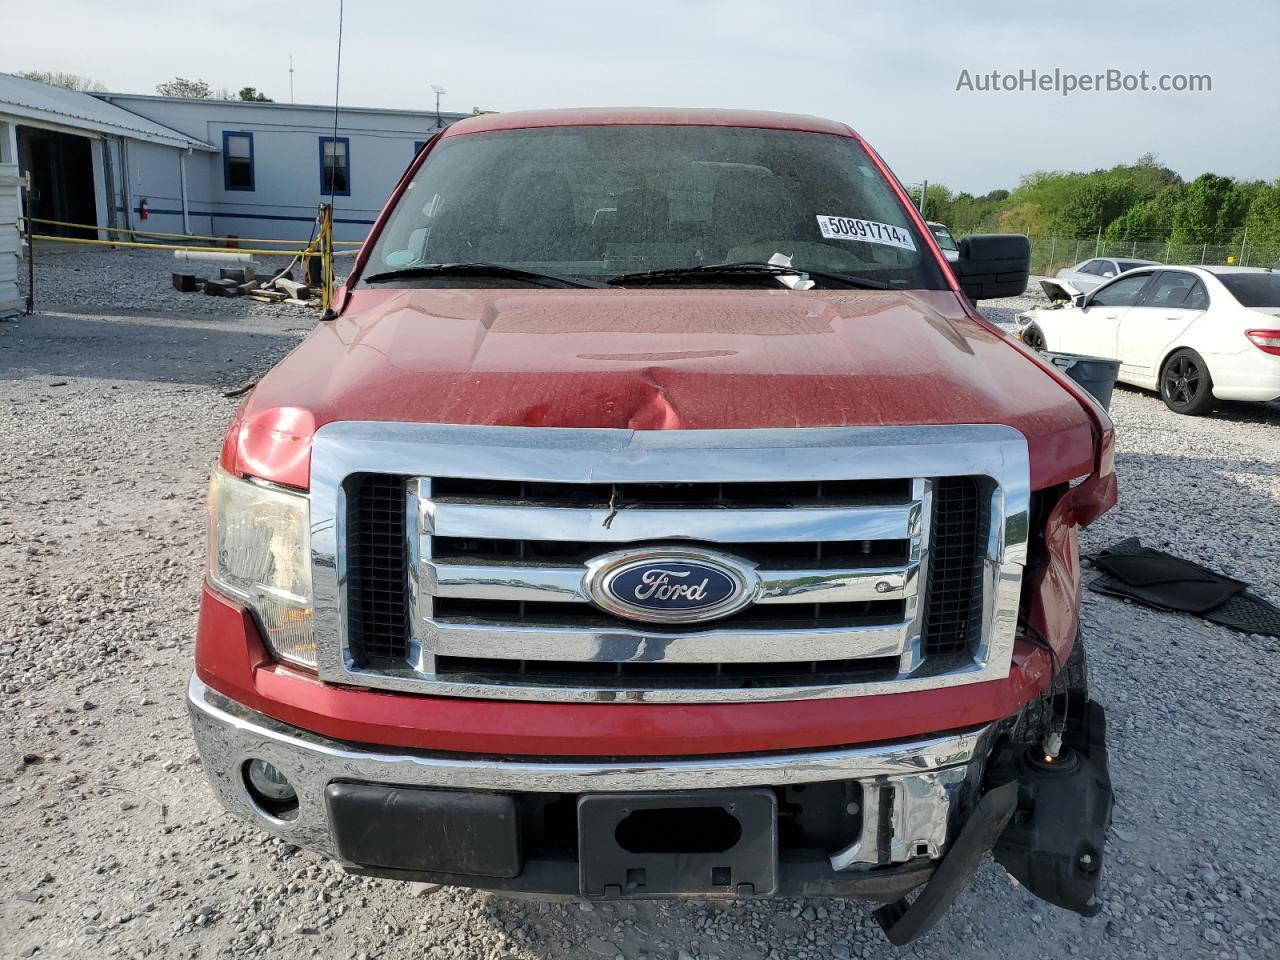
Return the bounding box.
[1160,348,1216,415]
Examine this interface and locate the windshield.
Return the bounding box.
[363,125,947,290]
[1218,272,1280,308]
[929,224,958,251]
[1116,259,1154,272]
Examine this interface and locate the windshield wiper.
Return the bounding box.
[362,263,605,289]
[606,262,891,290]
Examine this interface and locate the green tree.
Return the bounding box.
[155,77,234,99]
[17,70,106,92]
[1242,182,1280,246]
[238,87,273,102]
[156,77,214,98]
[1051,177,1139,237]
[1171,174,1238,243]
[1104,186,1183,242]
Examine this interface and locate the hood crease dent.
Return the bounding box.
[229,287,1097,490]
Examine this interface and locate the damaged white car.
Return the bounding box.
[1015,267,1280,415]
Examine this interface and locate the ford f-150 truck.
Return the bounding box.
[190,108,1118,944]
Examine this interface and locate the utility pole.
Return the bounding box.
[432,84,446,129]
[289,55,295,103]
[918,179,927,217]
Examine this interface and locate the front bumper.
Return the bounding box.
[188,674,996,900]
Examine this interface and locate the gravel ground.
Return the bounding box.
[2,248,1278,960]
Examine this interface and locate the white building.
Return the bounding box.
[99,93,470,243]
[0,73,471,252]
[0,72,214,245]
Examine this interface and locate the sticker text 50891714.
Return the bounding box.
[816,215,917,252]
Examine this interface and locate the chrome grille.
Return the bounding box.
[312,423,1030,703]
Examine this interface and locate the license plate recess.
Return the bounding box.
[578,789,777,898]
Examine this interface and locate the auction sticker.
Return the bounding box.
[816,215,916,251]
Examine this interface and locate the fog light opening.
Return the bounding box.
[242,758,300,822]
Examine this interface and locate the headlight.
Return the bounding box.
[208,467,316,667]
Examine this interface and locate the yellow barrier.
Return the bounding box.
[29,216,364,245]
[33,233,320,257]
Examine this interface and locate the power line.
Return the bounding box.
[328,0,344,206]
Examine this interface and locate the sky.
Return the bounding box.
[2,0,1275,194]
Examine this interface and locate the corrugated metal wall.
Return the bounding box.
[0,163,21,318]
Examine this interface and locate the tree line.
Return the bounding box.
[16,71,273,103]
[915,154,1280,247]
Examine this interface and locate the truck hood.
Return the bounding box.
[228,287,1098,489]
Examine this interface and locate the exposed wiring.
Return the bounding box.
[1019,620,1070,757]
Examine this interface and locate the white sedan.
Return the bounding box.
[1016,266,1280,415]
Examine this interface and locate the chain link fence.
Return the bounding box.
[1011,236,1280,277]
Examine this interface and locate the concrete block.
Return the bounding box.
[203,278,240,297]
[219,266,253,284]
[274,278,312,299]
[172,273,200,293]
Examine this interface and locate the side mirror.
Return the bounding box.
[952,234,1031,300]
[1101,271,1115,279]
[1072,293,1087,309]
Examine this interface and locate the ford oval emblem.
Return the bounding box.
[584,549,759,624]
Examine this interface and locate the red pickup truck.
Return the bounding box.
[191,108,1117,944]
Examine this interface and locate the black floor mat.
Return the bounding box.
[1087,537,1280,637]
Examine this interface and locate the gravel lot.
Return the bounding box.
[2,248,1278,960]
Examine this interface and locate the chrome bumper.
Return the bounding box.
[187,674,992,879]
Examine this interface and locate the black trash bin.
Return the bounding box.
[1042,352,1121,411]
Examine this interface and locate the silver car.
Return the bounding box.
[1056,256,1161,293]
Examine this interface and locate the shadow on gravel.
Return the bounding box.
[0,311,306,389]
[1111,383,1280,424]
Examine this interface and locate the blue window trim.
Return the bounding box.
[222,130,255,192]
[413,140,426,155]
[319,136,352,197]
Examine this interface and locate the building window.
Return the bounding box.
[319,136,351,196]
[223,131,254,191]
[414,141,426,156]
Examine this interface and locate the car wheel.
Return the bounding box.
[1021,323,1047,352]
[1160,348,1216,415]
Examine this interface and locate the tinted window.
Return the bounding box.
[1184,281,1209,310]
[1218,272,1280,308]
[365,125,949,288]
[1089,273,1151,307]
[1145,272,1199,308]
[1076,260,1102,275]
[1116,260,1154,273]
[320,137,350,195]
[223,132,253,191]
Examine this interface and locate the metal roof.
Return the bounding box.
[0,73,215,150]
[100,91,476,123]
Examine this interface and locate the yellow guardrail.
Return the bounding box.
[30,216,364,245]
[32,234,321,256]
[25,203,362,310]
